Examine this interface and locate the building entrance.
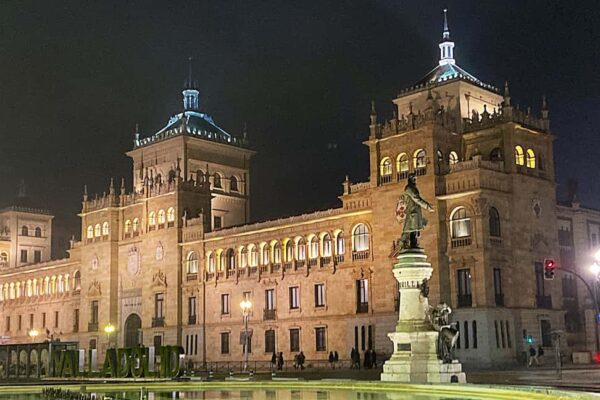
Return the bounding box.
[124,314,142,348]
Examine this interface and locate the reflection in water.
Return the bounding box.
[0,389,492,400]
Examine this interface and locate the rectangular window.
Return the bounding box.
[463,321,469,349]
[221,294,230,315]
[29,314,34,329]
[356,279,369,312]
[221,332,230,354]
[155,293,164,318]
[20,250,27,263]
[506,320,512,348]
[540,319,552,347]
[42,312,47,328]
[535,262,545,296]
[289,287,299,309]
[243,291,251,301]
[315,327,326,352]
[34,250,41,263]
[493,268,503,295]
[354,326,359,350]
[290,328,300,352]
[188,297,197,318]
[265,289,275,311]
[457,269,472,307]
[18,315,22,331]
[54,311,59,328]
[314,284,325,307]
[5,316,10,332]
[500,321,506,348]
[494,320,500,348]
[265,329,276,353]
[472,321,478,349]
[153,335,162,349]
[214,216,222,229]
[89,300,98,326]
[74,309,79,332]
[368,325,373,350]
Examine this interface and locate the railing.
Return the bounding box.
[295,260,305,269]
[490,237,502,245]
[152,317,165,327]
[397,171,410,182]
[457,294,472,307]
[414,167,427,176]
[352,250,370,261]
[379,174,392,185]
[308,258,317,267]
[536,295,552,309]
[272,263,281,272]
[259,265,268,273]
[167,221,175,228]
[188,315,197,325]
[356,302,369,313]
[451,237,472,248]
[334,254,344,264]
[186,273,198,281]
[495,293,504,307]
[88,322,98,332]
[283,262,293,271]
[263,309,276,321]
[320,257,331,267]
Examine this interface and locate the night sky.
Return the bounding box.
[0,1,599,255]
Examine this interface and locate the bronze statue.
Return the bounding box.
[430,303,459,363]
[396,173,434,250]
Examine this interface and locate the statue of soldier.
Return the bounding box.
[396,173,434,250]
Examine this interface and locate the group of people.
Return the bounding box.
[527,345,545,367]
[270,351,307,370]
[327,351,340,368]
[350,348,377,369]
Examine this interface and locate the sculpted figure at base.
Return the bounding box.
[430,303,459,363]
[395,173,434,250]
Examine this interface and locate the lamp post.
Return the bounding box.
[104,323,115,349]
[240,299,252,372]
[28,328,39,342]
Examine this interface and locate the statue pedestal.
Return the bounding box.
[381,249,466,383]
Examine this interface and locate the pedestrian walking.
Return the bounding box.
[537,345,544,366]
[371,349,377,368]
[350,348,356,369]
[298,351,306,369]
[333,350,339,369]
[293,353,299,369]
[528,346,539,367]
[277,352,284,370]
[364,349,371,369]
[271,351,277,370]
[328,351,335,369]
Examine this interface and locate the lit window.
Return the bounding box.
[514,145,524,166]
[225,249,236,270]
[489,207,501,238]
[450,207,471,238]
[449,151,459,165]
[322,233,332,257]
[167,207,176,223]
[158,209,166,225]
[352,224,370,252]
[102,222,109,236]
[187,252,199,274]
[124,220,132,233]
[526,149,536,169]
[297,238,306,261]
[397,153,409,172]
[86,225,94,239]
[284,241,294,262]
[133,218,140,232]
[261,244,270,265]
[149,212,156,227]
[207,253,216,273]
[414,149,426,169]
[380,157,392,176]
[335,232,345,255]
[437,150,443,164]
[273,242,282,264]
[94,224,101,237]
[249,245,258,267]
[74,271,81,290]
[240,247,248,268]
[310,236,319,259]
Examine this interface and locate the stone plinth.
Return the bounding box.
[381,249,466,383]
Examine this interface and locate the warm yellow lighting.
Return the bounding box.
[595,250,600,262]
[104,323,115,334]
[28,329,39,338]
[591,262,600,276]
[240,300,252,311]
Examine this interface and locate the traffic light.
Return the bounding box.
[544,258,557,280]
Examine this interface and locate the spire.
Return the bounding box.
[120,178,126,195]
[370,100,377,126]
[109,178,115,195]
[438,9,455,66]
[83,185,88,201]
[17,179,26,198]
[182,56,200,111]
[503,81,511,106]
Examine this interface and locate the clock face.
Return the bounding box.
[128,247,140,276]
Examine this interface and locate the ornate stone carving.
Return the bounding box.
[88,280,101,297]
[127,246,140,276]
[155,242,164,261]
[152,270,167,288]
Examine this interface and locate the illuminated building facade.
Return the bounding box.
[0,12,593,367]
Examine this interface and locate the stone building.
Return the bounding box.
[0,12,587,367]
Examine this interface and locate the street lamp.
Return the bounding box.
[240,299,252,372]
[104,323,115,348]
[28,329,39,342]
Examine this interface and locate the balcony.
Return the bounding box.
[457,294,472,307]
[320,257,331,267]
[536,295,552,309]
[379,174,392,185]
[397,171,410,182]
[414,167,427,176]
[451,237,472,248]
[356,302,369,313]
[88,322,98,332]
[186,273,198,281]
[283,262,293,271]
[188,315,196,325]
[152,317,165,327]
[263,309,276,321]
[272,263,281,272]
[334,254,344,264]
[295,260,305,269]
[495,293,504,307]
[167,221,175,228]
[352,250,370,261]
[308,258,318,267]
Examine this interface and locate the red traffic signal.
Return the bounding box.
[544,258,557,271]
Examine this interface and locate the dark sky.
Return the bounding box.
[0,1,599,254]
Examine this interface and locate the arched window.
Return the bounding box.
[213,173,222,189]
[335,232,345,255]
[226,249,236,271]
[35,227,42,237]
[167,207,176,223]
[449,151,459,165]
[284,241,294,262]
[297,238,306,261]
[102,222,109,236]
[526,149,536,169]
[397,153,409,172]
[261,244,270,265]
[57,276,64,293]
[240,247,248,268]
[249,245,258,267]
[230,176,239,192]
[309,236,319,259]
[124,220,132,234]
[74,271,81,290]
[21,225,28,236]
[149,212,156,227]
[94,224,101,237]
[187,252,199,274]
[207,253,216,273]
[158,209,166,226]
[450,207,471,238]
[322,233,332,257]
[26,280,32,297]
[352,224,370,252]
[132,218,140,233]
[196,170,205,184]
[489,207,501,238]
[514,145,524,166]
[490,147,502,161]
[414,149,426,169]
[272,242,282,264]
[380,157,392,176]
